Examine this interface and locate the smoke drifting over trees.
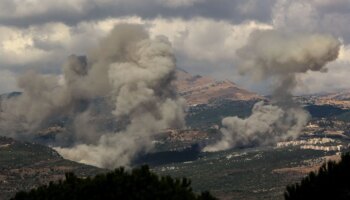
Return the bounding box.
[204,30,340,152]
[0,24,185,168]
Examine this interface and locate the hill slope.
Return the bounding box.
[0,137,105,200]
[175,69,261,105]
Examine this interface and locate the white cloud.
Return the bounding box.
[0,26,49,67]
[146,18,274,89]
[0,16,272,87]
[0,18,138,71]
[0,0,350,95]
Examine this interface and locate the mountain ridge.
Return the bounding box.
[174,69,262,105]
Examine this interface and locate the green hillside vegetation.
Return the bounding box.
[12,165,216,200]
[285,152,350,200]
[304,104,346,118]
[335,111,350,122]
[186,100,255,128]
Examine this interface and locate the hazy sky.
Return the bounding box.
[0,0,350,94]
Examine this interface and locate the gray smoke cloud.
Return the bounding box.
[204,30,340,152]
[0,71,68,137]
[0,24,185,168]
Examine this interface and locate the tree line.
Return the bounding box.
[12,153,350,199]
[12,165,216,200]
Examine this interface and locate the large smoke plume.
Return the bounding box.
[204,30,340,152]
[0,24,185,168]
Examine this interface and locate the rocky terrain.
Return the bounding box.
[174,69,262,105]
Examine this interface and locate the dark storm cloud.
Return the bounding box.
[0,0,276,27]
[316,0,350,14]
[273,0,350,43]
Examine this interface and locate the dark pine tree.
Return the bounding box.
[12,165,217,200]
[285,152,350,200]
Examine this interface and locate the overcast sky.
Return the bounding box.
[0,0,350,94]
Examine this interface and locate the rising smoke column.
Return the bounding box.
[56,25,186,168]
[204,30,340,152]
[0,24,185,168]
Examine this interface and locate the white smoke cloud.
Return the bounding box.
[0,24,185,168]
[204,102,309,152]
[0,71,68,137]
[204,30,340,152]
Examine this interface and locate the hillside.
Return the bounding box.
[174,69,261,105]
[0,137,105,200]
[312,90,350,108]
